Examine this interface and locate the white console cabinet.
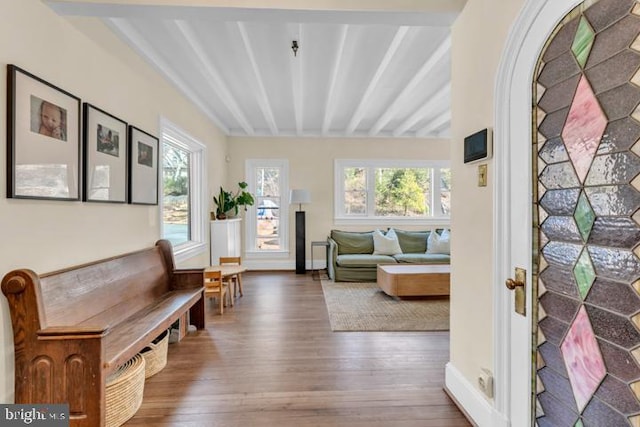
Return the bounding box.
[210,218,242,265]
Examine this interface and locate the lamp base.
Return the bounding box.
[296,211,305,274]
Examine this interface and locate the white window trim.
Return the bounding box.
[159,117,207,263]
[334,159,451,226]
[245,159,289,258]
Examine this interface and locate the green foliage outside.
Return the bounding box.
[343,167,366,214]
[164,175,188,196]
[162,145,189,226]
[375,168,429,216]
[343,167,432,217]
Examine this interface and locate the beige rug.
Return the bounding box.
[320,280,450,332]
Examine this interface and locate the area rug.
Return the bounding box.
[320,280,449,332]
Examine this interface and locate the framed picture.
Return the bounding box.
[7,64,81,200]
[128,126,159,205]
[83,103,128,203]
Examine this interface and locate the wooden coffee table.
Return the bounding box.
[377,264,450,297]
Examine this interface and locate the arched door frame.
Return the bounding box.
[493,0,582,423]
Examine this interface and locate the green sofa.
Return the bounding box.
[327,229,450,282]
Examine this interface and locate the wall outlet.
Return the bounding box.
[478,368,494,398]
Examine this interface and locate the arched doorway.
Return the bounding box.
[496,0,640,425]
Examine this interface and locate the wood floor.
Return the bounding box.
[127,271,471,426]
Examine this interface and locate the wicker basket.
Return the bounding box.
[140,329,169,379]
[105,354,145,427]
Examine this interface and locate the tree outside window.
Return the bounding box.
[162,145,190,246]
[335,160,450,221]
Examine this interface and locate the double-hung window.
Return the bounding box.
[160,118,207,262]
[335,159,451,224]
[245,159,289,256]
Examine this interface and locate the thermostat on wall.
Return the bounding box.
[464,128,493,164]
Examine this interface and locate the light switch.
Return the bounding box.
[478,164,487,187]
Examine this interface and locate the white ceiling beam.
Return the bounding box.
[105,18,229,134]
[237,22,279,135]
[173,20,254,135]
[290,24,304,135]
[393,83,450,136]
[369,34,451,136]
[345,26,409,135]
[46,2,464,26]
[416,110,451,137]
[227,129,445,138]
[321,25,349,136]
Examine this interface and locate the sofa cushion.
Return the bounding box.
[394,229,429,253]
[336,254,397,267]
[427,229,450,254]
[331,230,374,255]
[393,253,450,264]
[373,229,402,255]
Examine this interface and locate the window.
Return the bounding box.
[160,118,207,262]
[245,159,289,255]
[335,159,451,224]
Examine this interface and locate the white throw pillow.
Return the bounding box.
[427,229,450,254]
[373,228,403,255]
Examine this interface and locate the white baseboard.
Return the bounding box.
[243,260,327,271]
[244,260,293,270]
[445,363,508,427]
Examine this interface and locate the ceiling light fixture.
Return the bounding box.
[291,40,299,57]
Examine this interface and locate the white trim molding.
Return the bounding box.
[445,363,508,427]
[493,0,582,424]
[159,117,208,264]
[243,260,325,271]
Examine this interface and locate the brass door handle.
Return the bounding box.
[505,278,524,290]
[507,267,526,316]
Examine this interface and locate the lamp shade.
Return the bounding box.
[290,189,311,205]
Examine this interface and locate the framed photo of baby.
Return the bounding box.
[7,64,81,200]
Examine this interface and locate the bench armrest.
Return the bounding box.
[327,237,338,280]
[172,268,205,290]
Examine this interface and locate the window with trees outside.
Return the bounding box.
[245,159,289,255]
[160,119,207,262]
[335,159,451,224]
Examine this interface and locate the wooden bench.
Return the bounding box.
[1,239,206,427]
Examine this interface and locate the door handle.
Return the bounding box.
[506,267,526,316]
[505,278,525,290]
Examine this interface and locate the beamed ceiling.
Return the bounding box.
[47,1,463,139]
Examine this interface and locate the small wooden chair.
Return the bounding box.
[204,270,230,314]
[220,256,243,298]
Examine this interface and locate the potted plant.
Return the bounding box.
[213,182,255,220]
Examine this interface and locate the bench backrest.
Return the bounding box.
[37,244,172,329]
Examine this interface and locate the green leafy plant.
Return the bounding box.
[213,182,255,219]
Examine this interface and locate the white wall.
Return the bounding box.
[449,0,525,403]
[227,136,450,268]
[0,0,227,402]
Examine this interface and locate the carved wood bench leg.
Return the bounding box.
[17,338,106,427]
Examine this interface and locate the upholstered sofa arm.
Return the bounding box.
[327,237,338,280]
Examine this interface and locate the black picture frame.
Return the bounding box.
[128,125,159,205]
[83,103,128,203]
[7,64,81,200]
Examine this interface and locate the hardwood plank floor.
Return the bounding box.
[126,271,471,426]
